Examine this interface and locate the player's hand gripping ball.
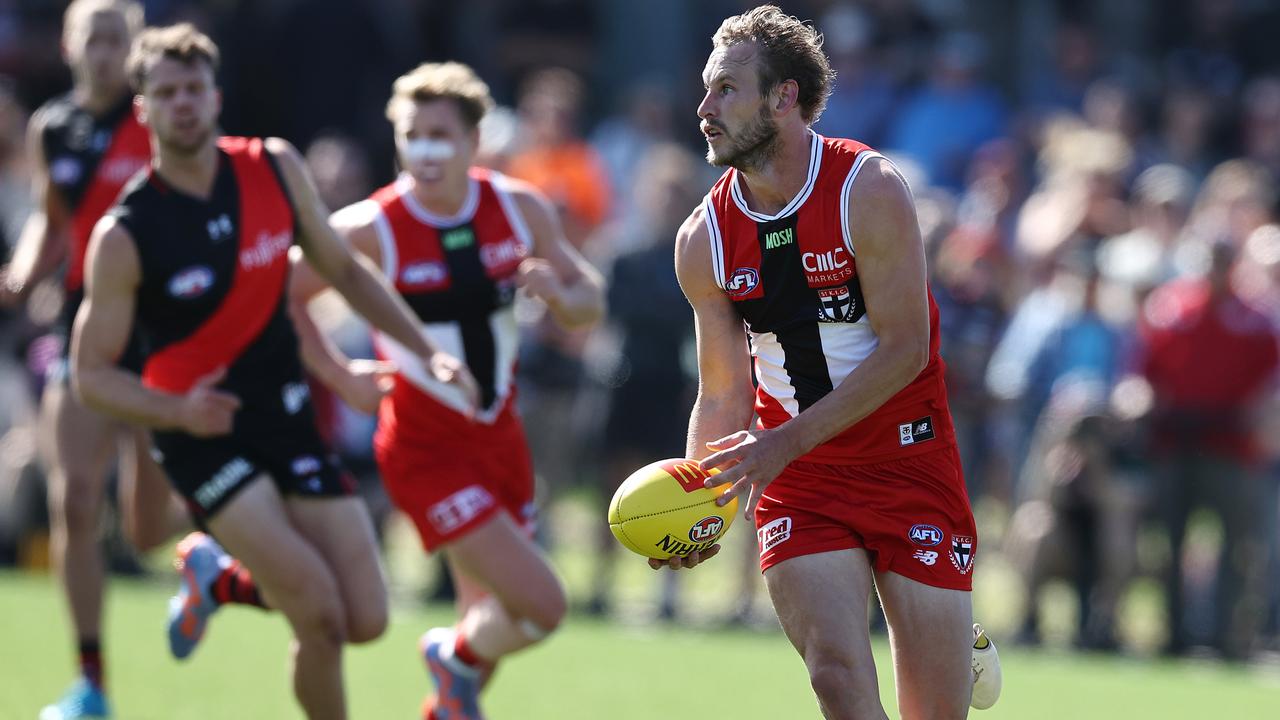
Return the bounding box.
[608,458,739,560]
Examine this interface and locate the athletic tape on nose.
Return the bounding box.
[398,137,456,164]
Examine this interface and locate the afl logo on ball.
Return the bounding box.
[689,516,725,543]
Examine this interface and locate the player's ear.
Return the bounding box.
[775,79,799,114]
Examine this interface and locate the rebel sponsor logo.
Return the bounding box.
[166,265,215,299]
[688,516,726,543]
[654,534,718,557]
[950,535,975,574]
[400,260,448,288]
[898,416,937,446]
[428,485,495,533]
[240,229,292,269]
[479,236,527,269]
[908,523,943,547]
[725,267,759,297]
[802,248,853,285]
[758,516,792,552]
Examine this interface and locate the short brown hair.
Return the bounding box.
[385,62,495,129]
[713,5,836,124]
[126,23,220,91]
[63,0,144,43]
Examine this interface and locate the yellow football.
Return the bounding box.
[607,458,739,560]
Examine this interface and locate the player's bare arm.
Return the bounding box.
[510,181,605,327]
[700,157,931,515]
[286,203,396,415]
[266,137,479,410]
[651,206,756,570]
[0,110,71,305]
[71,217,240,436]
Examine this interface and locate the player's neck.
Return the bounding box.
[73,83,128,116]
[153,139,220,200]
[409,175,469,217]
[735,125,814,216]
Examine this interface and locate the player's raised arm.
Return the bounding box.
[0,110,70,305]
[71,217,239,435]
[266,136,479,411]
[508,181,605,328]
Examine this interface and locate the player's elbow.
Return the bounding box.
[885,334,929,380]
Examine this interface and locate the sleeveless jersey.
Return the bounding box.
[703,133,955,464]
[36,92,150,292]
[110,136,302,407]
[364,168,531,425]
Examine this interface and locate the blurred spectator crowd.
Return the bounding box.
[3,0,1280,662]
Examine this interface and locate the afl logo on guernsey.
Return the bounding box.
[725,267,759,297]
[908,524,943,547]
[167,266,215,299]
[400,260,448,288]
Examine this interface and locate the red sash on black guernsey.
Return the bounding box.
[141,137,293,394]
[67,106,150,292]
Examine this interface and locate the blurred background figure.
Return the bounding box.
[1138,239,1279,659]
[507,66,611,518]
[584,143,701,620]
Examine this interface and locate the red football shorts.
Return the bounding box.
[374,380,535,552]
[754,444,977,591]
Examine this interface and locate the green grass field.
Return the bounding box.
[2,570,1278,719]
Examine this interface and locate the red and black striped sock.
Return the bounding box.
[78,638,103,689]
[211,561,267,609]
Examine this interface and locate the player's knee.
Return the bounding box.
[295,595,348,648]
[804,647,858,700]
[51,474,100,533]
[346,598,388,644]
[527,577,567,635]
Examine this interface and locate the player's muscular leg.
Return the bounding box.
[285,495,388,644]
[765,549,887,720]
[875,571,972,720]
[208,477,349,720]
[42,382,119,642]
[116,427,186,552]
[445,512,566,659]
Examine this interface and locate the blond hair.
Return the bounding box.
[713,5,836,124]
[386,62,494,129]
[126,23,220,91]
[63,0,144,42]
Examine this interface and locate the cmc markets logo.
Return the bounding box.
[725,267,759,297]
[688,516,725,543]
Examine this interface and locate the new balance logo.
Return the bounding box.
[764,227,794,249]
[898,416,937,446]
[913,550,939,566]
